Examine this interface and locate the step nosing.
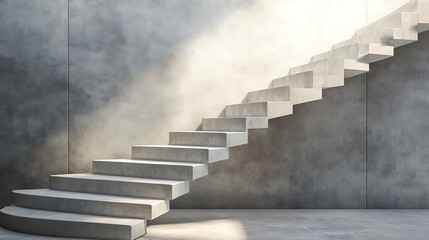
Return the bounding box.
[51,174,186,184]
[132,145,227,150]
[14,189,165,204]
[94,159,206,166]
[1,206,145,224]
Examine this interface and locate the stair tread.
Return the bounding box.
[94,159,205,167]
[0,206,143,225]
[171,131,246,134]
[51,173,185,185]
[133,144,227,150]
[227,101,291,106]
[203,117,267,120]
[13,189,164,205]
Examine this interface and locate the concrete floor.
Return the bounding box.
[1,209,429,240]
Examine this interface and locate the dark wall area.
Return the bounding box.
[173,75,367,208]
[0,0,68,207]
[367,30,429,208]
[1,0,429,209]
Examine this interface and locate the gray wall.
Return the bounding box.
[1,0,429,209]
[367,31,429,208]
[174,75,367,208]
[0,0,68,208]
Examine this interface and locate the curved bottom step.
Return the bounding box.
[0,206,146,240]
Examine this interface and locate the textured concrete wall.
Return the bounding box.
[367,30,429,208]
[0,0,68,207]
[173,76,367,208]
[1,0,429,209]
[67,0,366,173]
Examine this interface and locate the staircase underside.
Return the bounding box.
[2,0,429,239]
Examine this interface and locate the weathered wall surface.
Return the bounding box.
[367,30,429,208]
[173,76,367,208]
[1,0,428,209]
[67,0,366,173]
[0,0,68,207]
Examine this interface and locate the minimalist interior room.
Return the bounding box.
[1,0,429,239]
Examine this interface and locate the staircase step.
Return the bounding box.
[350,11,418,48]
[270,71,314,88]
[12,189,168,220]
[246,86,322,105]
[202,117,268,132]
[289,59,344,88]
[49,174,189,200]
[0,206,146,240]
[358,43,394,63]
[380,27,418,47]
[132,145,229,164]
[311,43,393,63]
[225,101,293,119]
[289,59,368,88]
[416,0,429,32]
[343,59,369,78]
[169,131,248,147]
[93,159,208,181]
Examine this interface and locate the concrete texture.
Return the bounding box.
[2,209,429,240]
[1,0,429,210]
[0,0,68,208]
[67,0,366,173]
[367,30,429,208]
[0,206,146,240]
[173,76,367,209]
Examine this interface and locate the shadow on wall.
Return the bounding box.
[0,0,255,207]
[1,0,369,208]
[0,0,68,208]
[68,0,366,173]
[67,0,258,173]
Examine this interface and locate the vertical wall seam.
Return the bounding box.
[67,0,70,174]
[365,0,368,209]
[365,73,368,209]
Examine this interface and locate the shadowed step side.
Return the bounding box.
[1,1,429,239]
[0,206,146,240]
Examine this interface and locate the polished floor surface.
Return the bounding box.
[1,209,429,239]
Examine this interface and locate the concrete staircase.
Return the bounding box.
[1,0,429,239]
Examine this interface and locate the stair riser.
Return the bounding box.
[246,88,321,105]
[312,44,393,64]
[12,192,168,220]
[0,210,146,240]
[169,132,248,147]
[225,102,293,119]
[246,87,291,102]
[270,71,314,88]
[49,176,189,200]
[132,147,229,163]
[202,118,268,132]
[289,59,345,88]
[354,12,418,48]
[93,161,208,181]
